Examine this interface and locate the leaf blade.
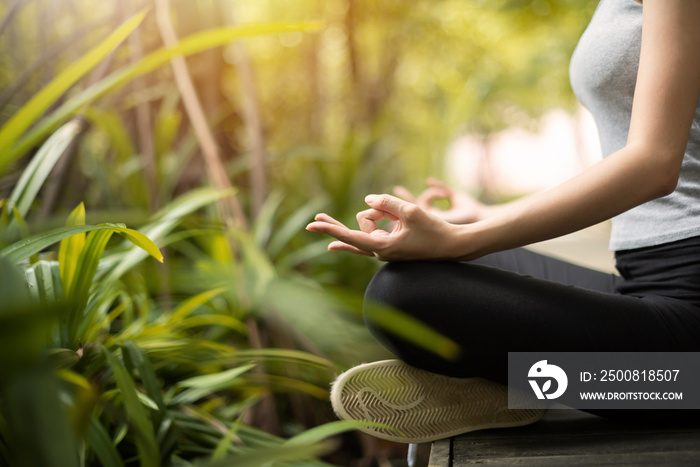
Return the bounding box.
[0,12,147,173]
[58,203,86,295]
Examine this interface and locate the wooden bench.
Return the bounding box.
[428,409,700,466]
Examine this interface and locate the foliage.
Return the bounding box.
[0,175,373,465]
[0,0,598,465]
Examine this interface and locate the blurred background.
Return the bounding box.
[0,0,600,465]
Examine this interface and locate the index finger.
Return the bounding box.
[306,220,386,253]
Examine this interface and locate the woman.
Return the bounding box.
[306,0,700,443]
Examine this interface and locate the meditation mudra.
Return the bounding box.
[306,0,700,442]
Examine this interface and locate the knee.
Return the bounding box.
[363,262,423,318]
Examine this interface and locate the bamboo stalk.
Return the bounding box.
[124,1,158,211]
[227,5,267,218]
[155,0,247,230]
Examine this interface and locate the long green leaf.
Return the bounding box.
[0,257,60,376]
[0,224,163,264]
[267,196,327,257]
[25,260,63,304]
[97,188,233,284]
[58,203,86,296]
[170,364,257,406]
[211,418,243,461]
[83,108,135,161]
[252,190,284,247]
[176,364,256,391]
[122,341,166,412]
[363,300,461,361]
[227,348,334,370]
[85,415,125,467]
[1,225,106,263]
[102,346,160,467]
[110,227,164,263]
[3,365,79,467]
[0,12,147,172]
[67,229,115,340]
[167,287,227,324]
[285,420,399,446]
[206,443,329,467]
[7,121,81,219]
[7,22,322,169]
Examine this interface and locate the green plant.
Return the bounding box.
[0,186,382,465]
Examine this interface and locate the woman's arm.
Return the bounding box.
[307,0,700,262]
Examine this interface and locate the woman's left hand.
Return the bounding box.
[306,194,461,261]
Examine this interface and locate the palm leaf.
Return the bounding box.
[0,224,162,265]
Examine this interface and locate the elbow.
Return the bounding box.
[628,142,683,199]
[650,163,681,199]
[656,176,678,198]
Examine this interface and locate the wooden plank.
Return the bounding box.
[455,451,700,466]
[430,410,700,466]
[428,438,451,467]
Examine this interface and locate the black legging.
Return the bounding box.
[363,236,700,422]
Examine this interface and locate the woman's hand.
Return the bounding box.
[394,178,485,224]
[306,194,461,261]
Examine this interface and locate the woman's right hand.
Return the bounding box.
[394,177,485,224]
[306,194,466,261]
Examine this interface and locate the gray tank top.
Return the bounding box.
[569,0,700,251]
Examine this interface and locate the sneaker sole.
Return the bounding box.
[330,359,546,443]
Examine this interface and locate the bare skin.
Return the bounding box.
[306,0,700,262]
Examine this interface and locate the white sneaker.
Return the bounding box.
[330,359,546,443]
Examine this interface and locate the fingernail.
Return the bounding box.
[365,195,376,204]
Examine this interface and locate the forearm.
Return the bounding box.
[450,144,679,260]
